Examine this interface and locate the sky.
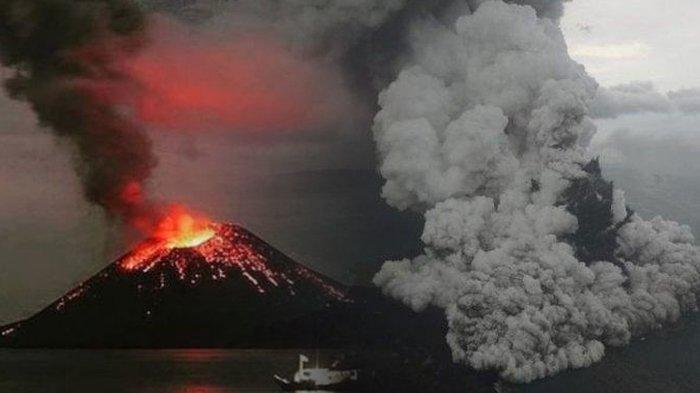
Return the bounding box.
[562,0,700,181]
[562,0,700,90]
[2,0,700,324]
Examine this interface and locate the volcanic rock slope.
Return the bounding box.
[0,224,349,348]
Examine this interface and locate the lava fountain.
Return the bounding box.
[121,205,216,271]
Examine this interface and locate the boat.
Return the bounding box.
[274,354,361,391]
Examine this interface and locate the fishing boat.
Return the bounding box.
[274,354,361,391]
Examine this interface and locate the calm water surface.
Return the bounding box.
[0,349,334,393]
[3,314,700,393]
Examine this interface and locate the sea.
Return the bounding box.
[0,349,324,393]
[2,311,700,393]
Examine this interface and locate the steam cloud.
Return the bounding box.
[371,0,700,383]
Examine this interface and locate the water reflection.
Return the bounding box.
[168,386,234,393]
[294,391,334,393]
[0,349,341,393]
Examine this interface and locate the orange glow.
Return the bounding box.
[126,36,317,131]
[155,205,216,249]
[125,22,323,131]
[120,181,144,206]
[121,205,215,270]
[87,16,357,133]
[115,223,347,301]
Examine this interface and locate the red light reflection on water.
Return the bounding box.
[175,387,232,393]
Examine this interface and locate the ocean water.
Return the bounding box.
[521,312,700,393]
[0,349,339,393]
[2,317,700,393]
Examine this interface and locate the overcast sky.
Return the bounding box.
[560,0,700,181]
[562,0,700,90]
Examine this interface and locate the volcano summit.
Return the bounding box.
[0,223,348,348]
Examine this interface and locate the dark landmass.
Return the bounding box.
[0,223,497,392]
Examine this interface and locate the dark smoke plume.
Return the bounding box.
[0,0,155,226]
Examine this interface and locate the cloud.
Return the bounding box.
[590,82,673,118]
[668,88,700,114]
[591,82,700,118]
[570,42,651,60]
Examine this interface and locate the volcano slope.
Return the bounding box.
[0,222,514,391]
[0,224,354,348]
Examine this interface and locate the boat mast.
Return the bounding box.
[299,354,309,372]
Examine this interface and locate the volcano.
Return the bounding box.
[0,221,498,391]
[0,223,349,348]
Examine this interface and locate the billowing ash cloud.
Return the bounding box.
[0,0,156,226]
[372,0,700,383]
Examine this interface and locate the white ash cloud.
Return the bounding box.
[373,0,700,383]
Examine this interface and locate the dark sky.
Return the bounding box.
[0,0,421,324]
[4,92,700,326]
[0,87,425,324]
[3,0,700,328]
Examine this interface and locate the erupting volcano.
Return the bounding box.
[120,205,217,271]
[0,220,348,348]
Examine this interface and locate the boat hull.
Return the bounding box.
[274,375,361,391]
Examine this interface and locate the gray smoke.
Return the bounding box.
[145,0,409,47]
[146,0,572,94]
[372,0,700,383]
[0,0,157,226]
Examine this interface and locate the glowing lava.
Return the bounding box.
[121,205,215,271]
[153,206,215,249]
[113,205,346,300]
